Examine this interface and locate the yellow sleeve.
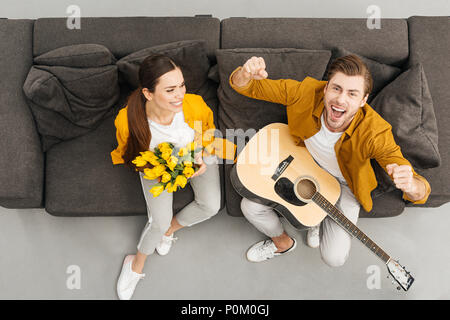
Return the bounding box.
[190,95,237,161]
[370,128,431,204]
[228,66,303,106]
[110,108,129,165]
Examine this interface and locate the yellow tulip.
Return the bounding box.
[183,166,195,178]
[174,175,187,188]
[149,158,161,166]
[140,151,157,162]
[149,185,164,197]
[158,142,173,153]
[178,147,188,157]
[187,141,196,151]
[143,168,159,180]
[167,155,178,171]
[132,156,147,167]
[152,164,166,177]
[161,150,172,161]
[183,161,193,167]
[161,171,171,183]
[165,182,178,193]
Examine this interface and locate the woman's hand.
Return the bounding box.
[190,153,207,179]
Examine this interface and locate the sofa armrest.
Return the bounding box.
[0,19,44,208]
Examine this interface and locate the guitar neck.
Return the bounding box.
[312,192,391,264]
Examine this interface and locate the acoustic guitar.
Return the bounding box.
[230,122,414,291]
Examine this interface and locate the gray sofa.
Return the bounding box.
[0,16,448,220]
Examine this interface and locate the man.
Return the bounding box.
[230,55,430,266]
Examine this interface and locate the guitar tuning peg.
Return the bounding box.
[397,286,401,290]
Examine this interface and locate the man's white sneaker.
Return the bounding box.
[117,255,145,300]
[307,224,320,248]
[156,234,178,256]
[246,238,297,262]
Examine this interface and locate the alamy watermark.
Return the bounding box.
[66,5,81,30]
[66,265,81,290]
[366,5,381,30]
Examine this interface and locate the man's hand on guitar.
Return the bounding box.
[386,163,426,201]
[231,56,268,87]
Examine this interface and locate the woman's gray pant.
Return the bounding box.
[241,183,360,267]
[137,156,221,255]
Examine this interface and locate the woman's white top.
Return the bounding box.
[303,113,346,184]
[148,110,195,151]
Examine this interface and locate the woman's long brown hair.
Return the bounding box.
[122,54,179,169]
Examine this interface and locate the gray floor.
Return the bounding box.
[1,202,449,300]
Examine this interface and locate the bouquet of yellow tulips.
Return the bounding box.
[132,141,201,197]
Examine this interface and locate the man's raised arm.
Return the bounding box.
[229,56,303,106]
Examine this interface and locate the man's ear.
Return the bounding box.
[361,93,369,106]
[324,82,328,95]
[142,87,152,101]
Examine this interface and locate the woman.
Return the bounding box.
[111,54,235,300]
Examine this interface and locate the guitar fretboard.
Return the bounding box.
[312,192,390,264]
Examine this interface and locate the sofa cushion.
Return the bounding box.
[117,40,211,93]
[220,18,409,67]
[371,63,440,169]
[407,16,450,207]
[0,19,44,208]
[216,48,332,132]
[44,111,195,217]
[33,17,221,61]
[23,44,120,152]
[216,48,333,219]
[116,39,220,126]
[33,43,116,67]
[325,47,402,102]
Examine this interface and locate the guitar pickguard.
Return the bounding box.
[274,177,307,206]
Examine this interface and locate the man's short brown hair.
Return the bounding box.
[326,54,373,97]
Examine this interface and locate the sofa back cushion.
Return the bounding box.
[117,40,210,93]
[33,17,220,61]
[221,18,409,67]
[23,44,120,151]
[216,48,331,135]
[407,16,450,207]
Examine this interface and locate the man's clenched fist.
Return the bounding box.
[231,56,268,87]
[386,163,426,201]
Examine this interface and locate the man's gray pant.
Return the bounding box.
[137,157,221,255]
[241,183,360,267]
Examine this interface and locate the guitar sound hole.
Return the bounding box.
[274,178,307,206]
[296,179,317,200]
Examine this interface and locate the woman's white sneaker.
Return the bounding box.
[156,234,178,256]
[246,238,297,262]
[307,225,320,248]
[117,255,145,300]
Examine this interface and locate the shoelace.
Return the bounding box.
[257,240,276,259]
[162,235,178,244]
[309,226,320,237]
[123,272,145,292]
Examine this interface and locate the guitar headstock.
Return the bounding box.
[386,259,414,291]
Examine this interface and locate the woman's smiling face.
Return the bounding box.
[144,67,186,114]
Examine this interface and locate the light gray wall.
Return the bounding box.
[2,0,450,20]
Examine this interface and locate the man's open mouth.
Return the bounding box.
[331,105,346,119]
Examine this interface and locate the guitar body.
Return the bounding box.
[231,122,341,228]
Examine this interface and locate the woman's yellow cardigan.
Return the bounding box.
[111,93,236,165]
